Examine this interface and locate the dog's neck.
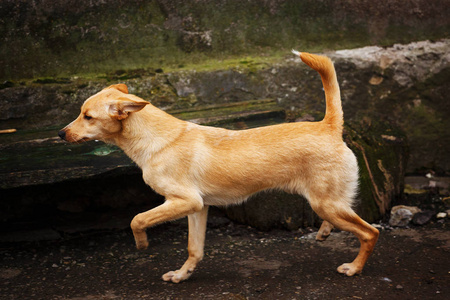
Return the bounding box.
[112,105,185,169]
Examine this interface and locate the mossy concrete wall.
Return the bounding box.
[1,0,449,80]
[1,40,448,173]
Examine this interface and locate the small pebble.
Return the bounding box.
[436,212,447,219]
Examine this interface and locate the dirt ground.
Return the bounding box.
[0,209,449,300]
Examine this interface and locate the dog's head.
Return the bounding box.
[58,84,149,143]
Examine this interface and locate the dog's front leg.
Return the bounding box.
[130,195,203,250]
[162,205,209,283]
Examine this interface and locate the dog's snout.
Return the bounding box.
[58,130,66,140]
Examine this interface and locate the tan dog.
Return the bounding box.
[59,51,379,283]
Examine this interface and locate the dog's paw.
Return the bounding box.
[315,232,331,241]
[316,221,333,241]
[337,263,362,276]
[135,239,149,250]
[132,230,149,250]
[162,270,192,283]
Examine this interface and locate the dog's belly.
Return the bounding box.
[202,194,250,206]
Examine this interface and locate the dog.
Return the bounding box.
[59,51,379,283]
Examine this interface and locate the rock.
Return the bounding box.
[301,232,319,240]
[333,40,450,88]
[334,40,450,174]
[436,212,447,219]
[391,205,422,215]
[389,205,421,227]
[412,210,435,225]
[389,208,413,227]
[371,223,383,230]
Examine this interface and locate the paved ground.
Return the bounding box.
[0,209,449,300]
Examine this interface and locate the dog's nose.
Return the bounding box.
[58,130,66,140]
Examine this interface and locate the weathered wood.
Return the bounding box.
[0,99,284,189]
[172,99,284,127]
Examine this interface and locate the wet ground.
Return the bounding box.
[0,209,449,300]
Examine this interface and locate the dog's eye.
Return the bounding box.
[84,115,93,121]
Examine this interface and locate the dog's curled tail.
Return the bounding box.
[292,50,343,132]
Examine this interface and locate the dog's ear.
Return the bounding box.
[108,98,149,120]
[106,84,129,94]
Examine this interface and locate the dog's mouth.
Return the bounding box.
[58,130,91,143]
[67,136,91,144]
[67,137,91,144]
[75,137,90,143]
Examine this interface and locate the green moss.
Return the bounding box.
[404,184,426,194]
[2,0,448,81]
[344,121,408,221]
[33,78,72,84]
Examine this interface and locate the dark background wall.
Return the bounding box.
[1,0,449,81]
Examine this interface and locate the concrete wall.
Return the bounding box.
[1,0,449,80]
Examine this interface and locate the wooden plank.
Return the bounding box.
[0,100,285,189]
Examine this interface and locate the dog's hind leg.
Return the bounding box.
[333,212,379,276]
[316,220,334,241]
[162,205,209,283]
[310,200,379,276]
